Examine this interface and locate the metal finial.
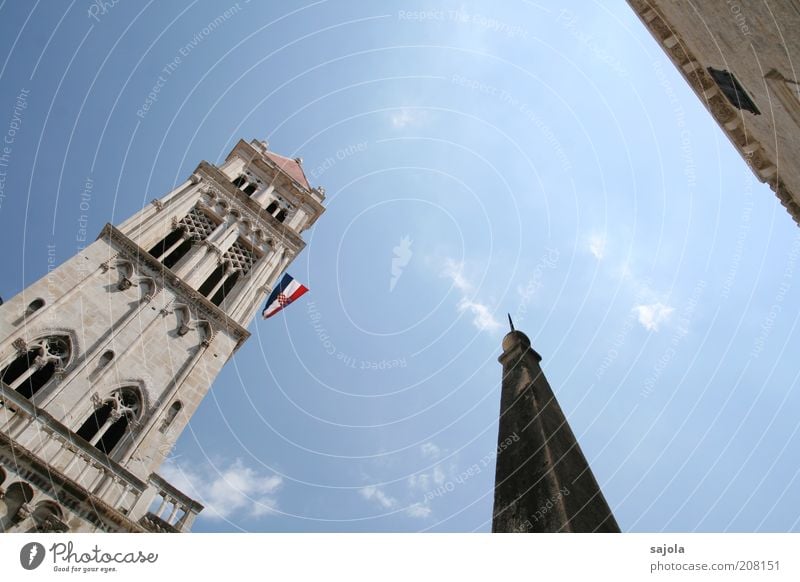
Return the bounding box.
[508,313,515,331]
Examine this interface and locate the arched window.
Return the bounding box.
[243,183,258,196]
[265,201,278,214]
[160,401,182,432]
[98,350,114,368]
[231,175,247,189]
[0,336,71,400]
[25,298,45,316]
[29,501,66,533]
[275,209,287,223]
[76,388,142,456]
[0,481,34,532]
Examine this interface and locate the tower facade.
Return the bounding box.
[492,328,619,533]
[0,139,324,532]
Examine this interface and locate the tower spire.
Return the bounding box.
[492,327,620,532]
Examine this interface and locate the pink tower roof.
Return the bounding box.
[264,150,311,190]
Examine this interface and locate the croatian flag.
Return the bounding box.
[262,274,309,319]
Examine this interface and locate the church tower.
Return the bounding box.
[0,139,324,532]
[492,325,619,532]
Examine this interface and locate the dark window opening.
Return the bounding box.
[243,183,257,196]
[276,209,287,223]
[96,414,129,455]
[0,349,37,386]
[232,175,247,188]
[26,298,45,315]
[163,238,193,269]
[16,361,56,400]
[198,264,226,297]
[708,67,760,115]
[1,336,69,400]
[76,401,113,443]
[160,401,182,432]
[211,271,239,306]
[76,388,141,456]
[148,228,184,260]
[266,201,278,214]
[98,350,114,368]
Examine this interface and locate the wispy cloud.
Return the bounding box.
[359,485,397,509]
[161,458,282,520]
[589,233,606,259]
[458,298,502,331]
[406,503,432,518]
[633,302,674,331]
[420,442,441,459]
[442,259,471,293]
[441,258,501,332]
[391,108,421,129]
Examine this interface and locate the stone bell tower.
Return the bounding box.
[0,138,324,532]
[492,323,619,533]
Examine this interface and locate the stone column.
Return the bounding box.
[492,329,620,533]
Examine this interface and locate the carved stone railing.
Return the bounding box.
[144,472,204,532]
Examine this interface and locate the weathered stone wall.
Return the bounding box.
[493,331,619,532]
[628,0,800,224]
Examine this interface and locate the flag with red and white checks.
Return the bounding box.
[262,274,309,319]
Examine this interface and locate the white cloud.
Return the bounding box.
[440,258,501,332]
[420,442,441,459]
[359,485,397,509]
[406,503,432,518]
[391,108,419,128]
[407,473,430,491]
[442,259,471,293]
[432,465,446,486]
[458,297,502,331]
[633,302,674,331]
[161,458,282,520]
[589,234,606,259]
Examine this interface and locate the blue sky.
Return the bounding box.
[1,0,799,532]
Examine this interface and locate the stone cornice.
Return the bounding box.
[99,224,251,348]
[195,161,307,254]
[627,0,800,226]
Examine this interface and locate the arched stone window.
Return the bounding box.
[29,500,67,533]
[25,298,45,316]
[266,201,278,214]
[243,183,258,196]
[0,481,34,532]
[160,401,182,432]
[231,175,247,189]
[276,209,287,223]
[0,335,71,399]
[76,387,142,456]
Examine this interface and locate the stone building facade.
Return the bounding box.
[627,0,800,225]
[492,327,619,532]
[0,139,324,532]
